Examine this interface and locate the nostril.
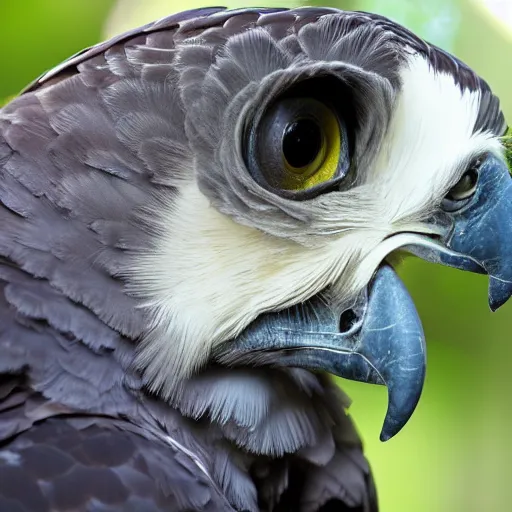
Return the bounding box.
[339,308,358,333]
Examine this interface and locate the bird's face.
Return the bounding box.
[126,9,510,438]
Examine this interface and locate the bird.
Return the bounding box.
[0,6,510,511]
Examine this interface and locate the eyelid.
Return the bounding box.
[441,155,484,212]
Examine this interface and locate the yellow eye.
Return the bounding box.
[281,105,340,191]
[247,96,348,196]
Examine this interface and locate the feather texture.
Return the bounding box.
[0,6,505,511]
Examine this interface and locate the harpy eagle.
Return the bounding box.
[0,6,510,511]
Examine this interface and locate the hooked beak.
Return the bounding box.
[405,153,512,311]
[216,264,426,441]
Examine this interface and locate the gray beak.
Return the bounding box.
[216,264,426,441]
[406,153,512,310]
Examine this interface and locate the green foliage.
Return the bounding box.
[0,0,114,99]
[502,127,512,172]
[357,0,461,50]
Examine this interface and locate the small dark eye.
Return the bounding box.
[283,119,322,169]
[442,157,482,212]
[446,168,478,201]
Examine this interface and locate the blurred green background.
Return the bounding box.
[1,0,510,510]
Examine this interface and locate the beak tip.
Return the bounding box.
[488,277,512,312]
[379,430,392,443]
[378,392,421,443]
[378,352,426,442]
[489,301,500,313]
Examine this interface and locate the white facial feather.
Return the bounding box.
[132,184,363,393]
[366,54,503,221]
[131,53,503,395]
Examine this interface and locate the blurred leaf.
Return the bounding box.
[455,0,512,119]
[0,0,114,97]
[358,0,462,50]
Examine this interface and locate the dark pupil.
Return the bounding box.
[282,119,322,168]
